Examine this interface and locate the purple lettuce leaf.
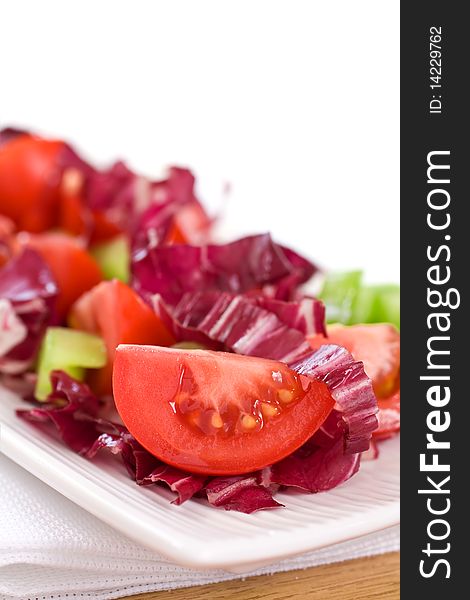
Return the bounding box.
[86,425,160,479]
[263,411,360,492]
[0,249,58,373]
[0,371,37,399]
[132,167,201,247]
[153,291,313,363]
[254,296,326,337]
[84,164,209,246]
[204,476,283,513]
[361,438,379,461]
[16,371,101,454]
[132,233,317,303]
[85,161,135,213]
[290,344,379,454]
[16,367,373,511]
[17,371,206,506]
[264,245,318,300]
[139,464,207,505]
[87,429,206,504]
[0,127,29,147]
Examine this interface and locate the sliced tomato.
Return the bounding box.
[59,194,124,245]
[308,323,400,398]
[58,170,123,244]
[0,135,66,232]
[89,211,123,244]
[70,281,175,395]
[58,168,91,238]
[163,221,189,245]
[58,190,89,237]
[113,345,335,475]
[18,232,103,319]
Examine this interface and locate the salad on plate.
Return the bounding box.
[0,128,400,513]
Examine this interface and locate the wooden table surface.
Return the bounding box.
[126,552,399,600]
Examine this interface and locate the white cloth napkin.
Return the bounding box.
[0,453,399,600]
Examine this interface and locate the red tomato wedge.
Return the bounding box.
[0,135,66,232]
[70,280,175,395]
[58,171,124,243]
[308,323,400,398]
[18,232,103,319]
[89,211,123,244]
[113,345,335,475]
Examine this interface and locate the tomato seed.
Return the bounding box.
[211,413,224,429]
[241,414,257,430]
[261,402,279,418]
[278,389,295,404]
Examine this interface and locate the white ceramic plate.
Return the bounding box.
[0,385,399,573]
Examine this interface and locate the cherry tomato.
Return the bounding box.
[69,280,175,395]
[89,211,123,244]
[19,232,103,319]
[308,323,400,398]
[113,345,335,475]
[0,135,66,232]
[58,170,123,243]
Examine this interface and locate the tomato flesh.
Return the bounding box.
[113,345,334,475]
[70,280,175,395]
[18,232,103,319]
[308,323,400,398]
[0,135,66,232]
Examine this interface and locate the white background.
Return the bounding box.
[1,0,399,282]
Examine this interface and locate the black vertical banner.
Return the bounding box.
[401,2,466,597]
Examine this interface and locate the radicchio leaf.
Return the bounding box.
[254,296,326,337]
[0,249,58,373]
[0,127,28,147]
[132,233,317,303]
[0,371,37,399]
[139,464,207,505]
[204,476,282,513]
[290,344,379,454]
[153,291,313,363]
[361,438,379,461]
[264,245,318,300]
[16,368,372,511]
[84,164,210,246]
[16,371,100,453]
[263,411,360,492]
[135,167,211,247]
[86,425,160,479]
[17,371,205,505]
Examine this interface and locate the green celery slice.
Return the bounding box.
[318,270,363,324]
[370,284,400,329]
[35,327,107,400]
[90,235,130,283]
[349,286,378,324]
